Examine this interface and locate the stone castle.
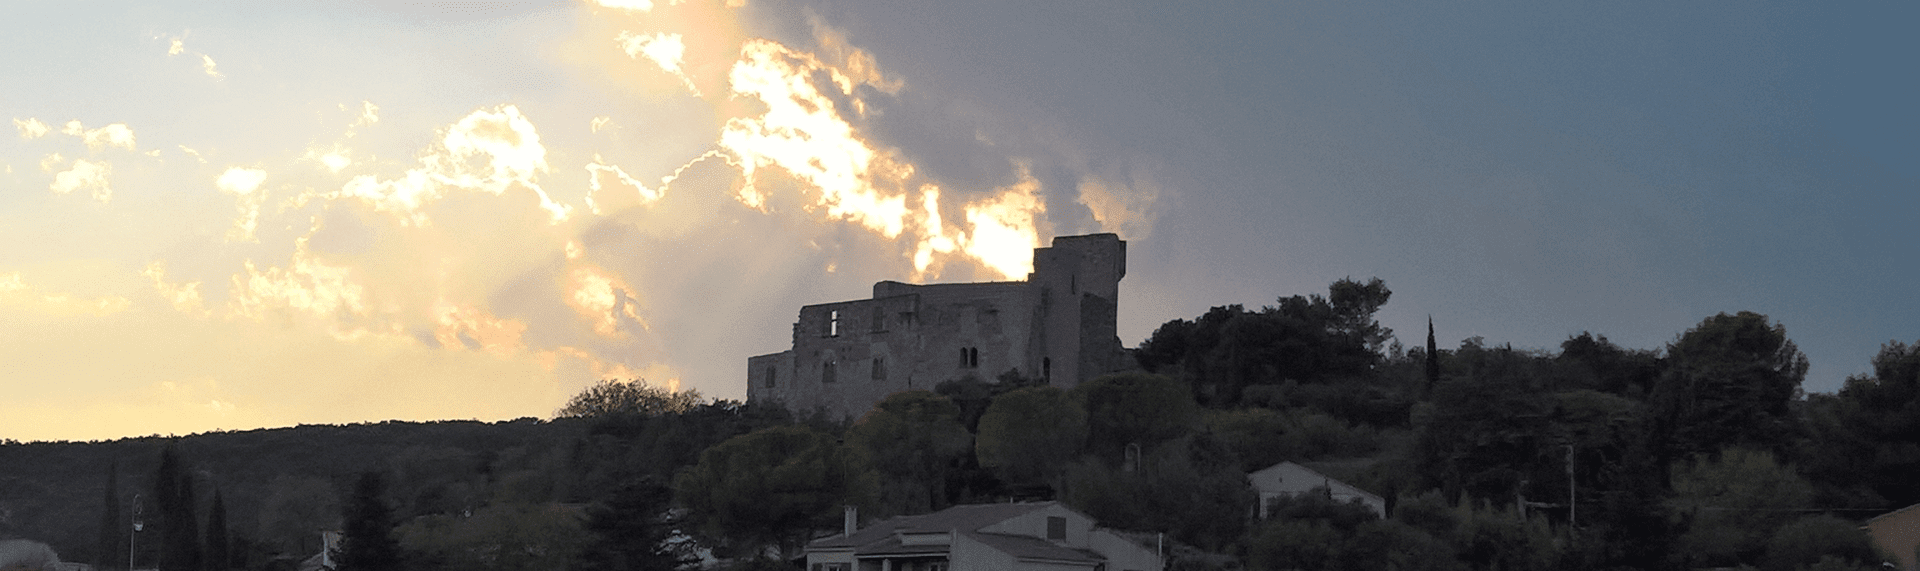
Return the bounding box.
[747,234,1130,419]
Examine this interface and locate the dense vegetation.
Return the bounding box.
[3,277,1916,571]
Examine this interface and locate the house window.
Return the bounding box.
[871,357,886,381]
[1046,516,1066,540]
[828,310,840,337]
[822,361,837,384]
[765,366,777,388]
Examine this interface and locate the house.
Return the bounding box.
[749,234,1130,420]
[1248,461,1387,519]
[805,502,1162,571]
[1867,503,1920,571]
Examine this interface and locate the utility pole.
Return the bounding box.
[130,493,142,571]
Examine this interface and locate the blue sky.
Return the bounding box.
[1,1,1912,440]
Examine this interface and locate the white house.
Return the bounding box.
[805,502,1162,571]
[1248,461,1386,519]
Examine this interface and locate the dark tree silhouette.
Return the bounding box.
[336,472,402,571]
[153,445,202,571]
[205,488,229,571]
[576,477,694,571]
[97,460,123,570]
[1425,316,1440,390]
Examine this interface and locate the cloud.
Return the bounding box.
[585,157,664,214]
[230,239,370,328]
[618,32,698,95]
[963,167,1046,277]
[50,158,112,202]
[217,167,269,242]
[143,261,208,317]
[593,0,653,11]
[169,38,185,56]
[0,271,131,317]
[201,54,223,78]
[13,118,49,139]
[1077,170,1161,241]
[333,105,569,225]
[55,120,137,151]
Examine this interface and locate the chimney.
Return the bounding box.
[843,505,858,536]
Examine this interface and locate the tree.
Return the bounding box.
[575,477,693,571]
[98,460,124,570]
[1654,311,1807,459]
[1070,372,1199,466]
[1668,447,1814,568]
[1425,317,1441,391]
[1804,340,1920,508]
[557,379,705,418]
[974,387,1087,487]
[846,391,972,516]
[153,445,202,571]
[398,502,585,571]
[337,471,403,571]
[205,488,229,571]
[1763,514,1886,571]
[674,425,873,561]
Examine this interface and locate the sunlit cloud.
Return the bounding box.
[963,167,1046,278]
[585,157,662,214]
[619,31,699,95]
[1078,171,1161,241]
[230,239,370,326]
[565,263,647,338]
[592,0,653,12]
[217,167,269,242]
[13,118,49,139]
[333,105,569,225]
[169,38,185,56]
[143,262,209,317]
[201,54,223,79]
[0,272,132,317]
[49,158,113,203]
[434,303,528,356]
[590,116,612,133]
[57,121,137,151]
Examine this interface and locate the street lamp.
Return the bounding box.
[130,493,143,571]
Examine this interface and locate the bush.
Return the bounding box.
[1763,514,1885,571]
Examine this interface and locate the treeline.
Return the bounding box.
[4,277,1918,571]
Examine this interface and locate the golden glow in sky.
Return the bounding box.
[0,0,1156,441]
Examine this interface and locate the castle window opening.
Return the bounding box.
[828,310,839,337]
[1043,358,1051,383]
[822,360,837,384]
[872,356,886,381]
[765,366,777,388]
[871,308,885,332]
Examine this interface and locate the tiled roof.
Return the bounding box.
[811,502,1056,549]
[968,533,1102,564]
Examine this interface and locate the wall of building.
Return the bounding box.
[1867,505,1920,571]
[748,234,1127,420]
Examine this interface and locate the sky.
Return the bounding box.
[2,1,1914,442]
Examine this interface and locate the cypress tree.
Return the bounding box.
[1425,316,1440,390]
[98,460,124,570]
[337,471,402,571]
[204,488,229,571]
[152,445,202,571]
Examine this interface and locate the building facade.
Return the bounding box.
[748,234,1128,420]
[1248,461,1388,519]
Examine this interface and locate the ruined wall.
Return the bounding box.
[748,234,1126,420]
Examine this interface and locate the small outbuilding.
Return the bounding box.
[1248,461,1386,519]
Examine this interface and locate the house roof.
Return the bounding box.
[968,532,1102,564]
[809,502,1103,567]
[1867,502,1920,524]
[811,502,1055,549]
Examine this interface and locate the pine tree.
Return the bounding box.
[336,472,402,571]
[576,478,694,571]
[204,488,229,571]
[98,460,124,570]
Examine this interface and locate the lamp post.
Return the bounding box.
[130,493,142,571]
